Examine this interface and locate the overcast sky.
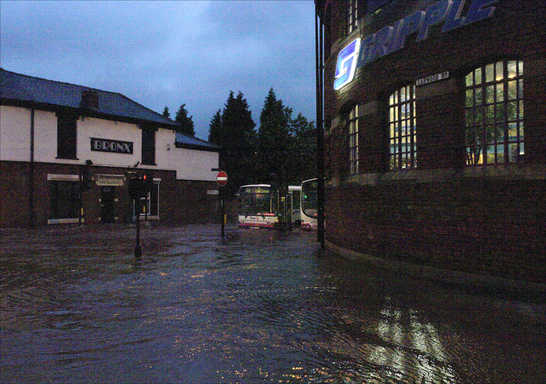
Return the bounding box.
[1,0,316,140]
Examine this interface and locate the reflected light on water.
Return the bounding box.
[366,302,456,383]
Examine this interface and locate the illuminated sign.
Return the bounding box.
[334,38,361,90]
[334,0,498,90]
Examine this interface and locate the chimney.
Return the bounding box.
[81,90,99,110]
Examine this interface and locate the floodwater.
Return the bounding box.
[1,225,544,383]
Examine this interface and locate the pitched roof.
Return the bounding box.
[0,68,178,128]
[175,132,220,152]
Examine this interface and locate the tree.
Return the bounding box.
[288,113,317,183]
[162,106,170,119]
[208,91,256,196]
[256,89,317,187]
[175,104,195,136]
[208,109,222,144]
[257,88,292,186]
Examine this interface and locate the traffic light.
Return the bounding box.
[128,174,153,199]
[142,174,153,194]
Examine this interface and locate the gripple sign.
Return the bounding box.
[334,0,498,90]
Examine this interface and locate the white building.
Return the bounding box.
[0,68,220,227]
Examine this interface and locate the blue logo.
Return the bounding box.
[334,38,361,90]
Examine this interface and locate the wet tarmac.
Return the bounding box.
[1,225,544,383]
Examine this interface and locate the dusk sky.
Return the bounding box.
[1,0,316,140]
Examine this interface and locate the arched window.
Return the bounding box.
[464,60,524,166]
[388,85,416,170]
[346,104,359,174]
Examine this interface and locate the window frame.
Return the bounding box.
[464,60,524,166]
[135,180,160,219]
[57,113,78,160]
[49,180,81,221]
[388,84,417,170]
[141,127,156,165]
[346,104,360,175]
[346,0,359,35]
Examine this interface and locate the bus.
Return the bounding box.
[300,178,318,231]
[288,185,302,226]
[238,184,279,228]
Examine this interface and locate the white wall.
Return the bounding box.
[76,116,141,168]
[172,147,219,181]
[0,105,218,181]
[0,106,31,161]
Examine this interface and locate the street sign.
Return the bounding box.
[216,170,228,187]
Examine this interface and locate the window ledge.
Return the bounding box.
[138,215,159,221]
[337,163,545,187]
[48,218,82,224]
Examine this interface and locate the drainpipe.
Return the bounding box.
[29,108,35,227]
[315,4,325,248]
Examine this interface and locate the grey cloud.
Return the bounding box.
[1,1,316,140]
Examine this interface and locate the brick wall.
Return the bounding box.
[0,161,219,227]
[320,1,545,283]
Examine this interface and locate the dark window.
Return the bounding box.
[346,105,359,174]
[142,128,155,165]
[49,181,80,219]
[346,0,359,34]
[388,85,417,170]
[57,114,77,159]
[464,60,524,166]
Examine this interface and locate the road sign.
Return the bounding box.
[216,170,228,187]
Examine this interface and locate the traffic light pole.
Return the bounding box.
[212,168,227,240]
[221,187,225,240]
[135,197,142,258]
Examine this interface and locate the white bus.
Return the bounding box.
[288,185,302,226]
[300,178,318,231]
[238,184,279,228]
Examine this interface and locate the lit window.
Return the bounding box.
[347,105,359,174]
[464,60,524,166]
[388,85,416,170]
[135,181,160,218]
[347,0,358,34]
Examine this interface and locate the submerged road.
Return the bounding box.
[1,225,544,383]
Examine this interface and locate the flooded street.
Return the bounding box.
[1,225,544,383]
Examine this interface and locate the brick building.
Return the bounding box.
[315,0,544,283]
[0,69,220,227]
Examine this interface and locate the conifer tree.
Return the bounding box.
[256,89,317,186]
[175,104,195,136]
[257,88,292,186]
[210,91,256,196]
[208,109,222,145]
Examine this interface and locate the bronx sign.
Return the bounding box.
[334,0,498,90]
[91,138,133,154]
